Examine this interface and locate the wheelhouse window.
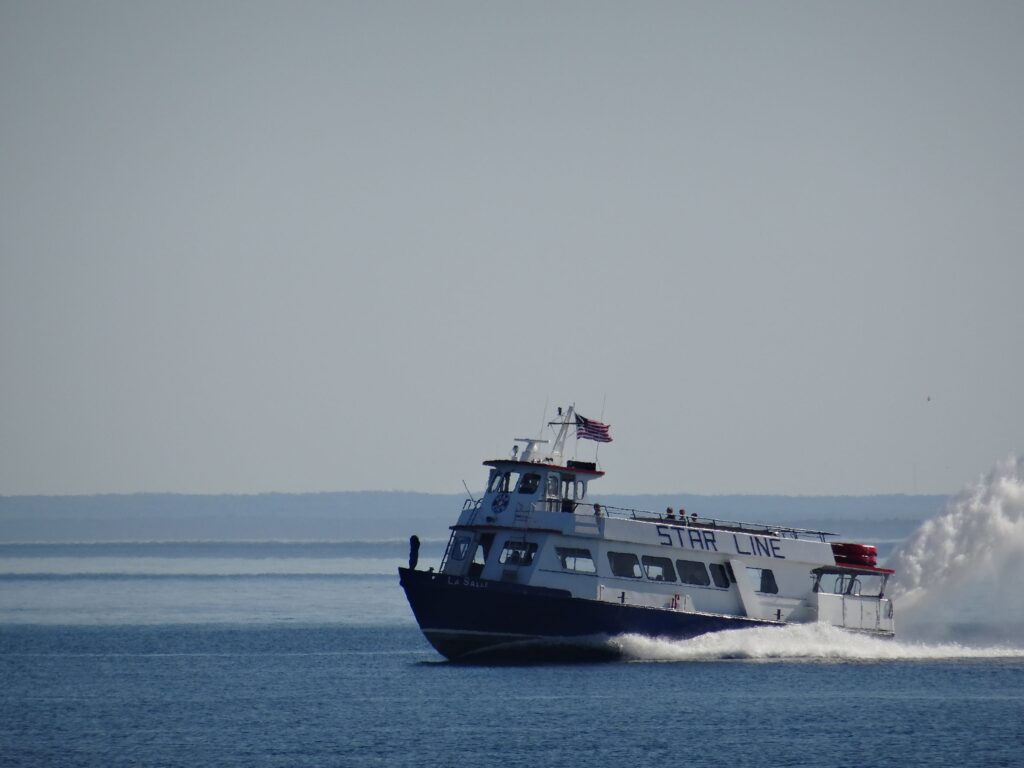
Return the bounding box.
[708,563,731,588]
[642,556,676,582]
[449,535,471,561]
[488,471,520,494]
[499,540,538,566]
[471,533,494,566]
[747,567,778,594]
[518,473,541,494]
[607,551,642,579]
[555,547,596,574]
[676,559,711,586]
[560,478,586,500]
[546,474,561,499]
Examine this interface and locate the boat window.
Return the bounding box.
[708,563,730,588]
[820,573,884,597]
[556,547,596,573]
[607,552,642,579]
[560,478,587,500]
[449,535,471,561]
[546,474,560,499]
[676,559,712,586]
[518,473,541,494]
[471,544,487,566]
[821,574,850,594]
[820,574,840,594]
[477,533,495,561]
[499,540,538,567]
[746,567,778,594]
[642,556,676,582]
[851,574,884,597]
[489,471,519,493]
[467,540,489,578]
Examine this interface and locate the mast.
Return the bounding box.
[549,405,575,464]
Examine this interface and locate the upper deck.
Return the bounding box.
[459,494,836,543]
[484,457,605,479]
[460,404,892,578]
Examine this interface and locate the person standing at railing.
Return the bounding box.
[409,535,420,570]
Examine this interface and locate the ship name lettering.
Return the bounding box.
[731,534,786,559]
[656,525,718,551]
[686,529,718,551]
[448,576,488,588]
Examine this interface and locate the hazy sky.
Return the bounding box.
[2,1,1022,496]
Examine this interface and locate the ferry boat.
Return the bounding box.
[399,406,895,661]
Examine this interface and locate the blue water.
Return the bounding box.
[2,542,1023,767]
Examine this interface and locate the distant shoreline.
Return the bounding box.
[0,491,948,543]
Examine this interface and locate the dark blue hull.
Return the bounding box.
[398,567,776,661]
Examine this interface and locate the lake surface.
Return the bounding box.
[2,541,1022,767]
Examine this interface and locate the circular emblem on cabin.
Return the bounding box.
[491,492,510,514]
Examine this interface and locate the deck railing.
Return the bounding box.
[457,496,834,542]
[590,502,835,541]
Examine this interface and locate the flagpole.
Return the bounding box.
[595,394,607,464]
[572,401,577,460]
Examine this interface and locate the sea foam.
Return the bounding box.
[886,454,1024,631]
[612,623,1024,662]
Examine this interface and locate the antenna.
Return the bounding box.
[537,397,549,438]
[549,404,575,462]
[462,479,477,504]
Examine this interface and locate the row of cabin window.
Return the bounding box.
[606,551,735,588]
[488,471,586,500]
[449,538,546,567]
[472,540,780,595]
[558,547,779,594]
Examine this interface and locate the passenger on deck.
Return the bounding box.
[665,507,675,520]
[408,535,420,570]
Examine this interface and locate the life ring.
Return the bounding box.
[491,493,510,514]
[832,542,877,556]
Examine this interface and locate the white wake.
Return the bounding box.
[612,623,1024,662]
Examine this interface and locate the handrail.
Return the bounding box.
[591,502,835,541]
[438,529,457,572]
[456,496,836,542]
[461,497,483,526]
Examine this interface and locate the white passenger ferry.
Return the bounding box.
[399,406,895,660]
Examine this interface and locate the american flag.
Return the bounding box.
[575,414,612,443]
